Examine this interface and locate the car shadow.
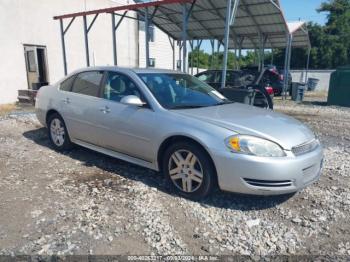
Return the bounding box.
[23,128,294,211]
[301,101,328,107]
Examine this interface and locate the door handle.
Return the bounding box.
[99,106,111,113]
[62,97,70,104]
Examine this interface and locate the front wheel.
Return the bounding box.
[47,113,73,151]
[163,142,217,200]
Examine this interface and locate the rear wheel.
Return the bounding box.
[163,142,216,200]
[47,113,72,151]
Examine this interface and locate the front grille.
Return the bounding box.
[244,178,293,188]
[292,139,319,156]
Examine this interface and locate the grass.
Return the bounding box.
[0,104,17,116]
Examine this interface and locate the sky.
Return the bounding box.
[199,0,328,53]
[279,0,327,25]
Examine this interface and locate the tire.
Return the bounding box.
[47,113,73,151]
[163,141,217,200]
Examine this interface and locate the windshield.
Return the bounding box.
[138,73,231,109]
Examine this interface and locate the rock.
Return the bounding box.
[30,210,43,218]
[38,244,51,255]
[203,232,210,238]
[103,179,113,186]
[291,218,302,224]
[246,219,260,228]
[318,216,327,222]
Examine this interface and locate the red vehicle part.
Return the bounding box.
[265,86,274,96]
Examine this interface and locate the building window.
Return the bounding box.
[149,58,156,67]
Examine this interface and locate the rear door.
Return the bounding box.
[93,71,156,162]
[59,70,105,146]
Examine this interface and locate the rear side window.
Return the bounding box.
[60,75,76,92]
[71,71,103,97]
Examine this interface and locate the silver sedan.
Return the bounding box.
[35,67,323,199]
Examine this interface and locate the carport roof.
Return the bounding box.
[227,21,310,49]
[54,0,293,49]
[148,0,288,42]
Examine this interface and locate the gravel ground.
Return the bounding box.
[0,96,349,257]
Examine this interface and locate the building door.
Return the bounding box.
[24,45,49,90]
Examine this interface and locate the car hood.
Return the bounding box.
[174,103,314,150]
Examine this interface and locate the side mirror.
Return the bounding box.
[120,95,145,107]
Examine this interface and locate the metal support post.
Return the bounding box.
[271,49,274,65]
[216,40,221,69]
[221,0,240,89]
[305,46,311,83]
[145,7,150,68]
[173,38,176,70]
[178,41,182,70]
[257,33,262,71]
[210,39,214,69]
[182,4,189,73]
[189,40,194,75]
[238,37,243,70]
[283,33,293,99]
[59,17,75,75]
[261,35,268,69]
[60,19,68,75]
[168,36,175,70]
[196,39,202,74]
[111,13,117,65]
[111,11,127,66]
[83,16,90,66]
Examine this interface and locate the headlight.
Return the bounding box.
[225,135,286,157]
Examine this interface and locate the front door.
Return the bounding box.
[95,71,155,162]
[24,45,49,90]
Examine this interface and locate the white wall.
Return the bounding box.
[290,70,335,92]
[139,26,180,70]
[0,0,178,104]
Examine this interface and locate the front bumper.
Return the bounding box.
[211,145,323,195]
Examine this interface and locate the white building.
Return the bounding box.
[0,0,180,104]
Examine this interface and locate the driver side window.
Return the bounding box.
[103,71,142,102]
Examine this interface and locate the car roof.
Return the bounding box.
[70,66,184,75]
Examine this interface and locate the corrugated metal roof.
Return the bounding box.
[54,0,310,49]
[149,0,289,49]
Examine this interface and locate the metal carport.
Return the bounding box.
[53,0,307,92]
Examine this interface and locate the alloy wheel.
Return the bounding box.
[168,149,204,193]
[50,118,66,147]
